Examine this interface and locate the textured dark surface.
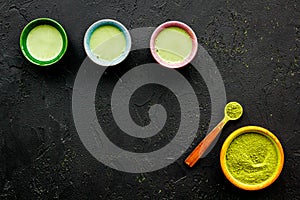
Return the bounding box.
[1,0,300,199]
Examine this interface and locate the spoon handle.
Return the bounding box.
[185,118,227,167]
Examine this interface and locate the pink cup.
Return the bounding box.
[150,21,198,68]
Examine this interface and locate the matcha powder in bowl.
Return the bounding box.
[226,133,279,184]
[220,126,284,190]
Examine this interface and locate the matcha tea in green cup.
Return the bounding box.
[84,19,131,66]
[20,18,68,66]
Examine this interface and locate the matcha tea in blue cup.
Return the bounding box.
[84,19,131,66]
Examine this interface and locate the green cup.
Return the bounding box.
[20,18,68,66]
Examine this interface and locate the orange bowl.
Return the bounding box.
[220,126,284,190]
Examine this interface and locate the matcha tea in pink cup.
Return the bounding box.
[150,21,198,68]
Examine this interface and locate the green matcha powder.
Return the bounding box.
[226,133,279,185]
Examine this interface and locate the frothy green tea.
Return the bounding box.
[89,25,126,61]
[155,27,192,63]
[26,24,63,61]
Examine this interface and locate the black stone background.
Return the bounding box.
[0,0,300,199]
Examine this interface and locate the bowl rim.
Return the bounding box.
[19,18,68,66]
[150,21,198,68]
[83,19,132,66]
[220,126,284,191]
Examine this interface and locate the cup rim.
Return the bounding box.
[19,18,68,66]
[150,21,198,68]
[83,19,131,66]
[220,126,284,191]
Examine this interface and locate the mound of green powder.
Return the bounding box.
[226,133,279,185]
[225,102,242,119]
